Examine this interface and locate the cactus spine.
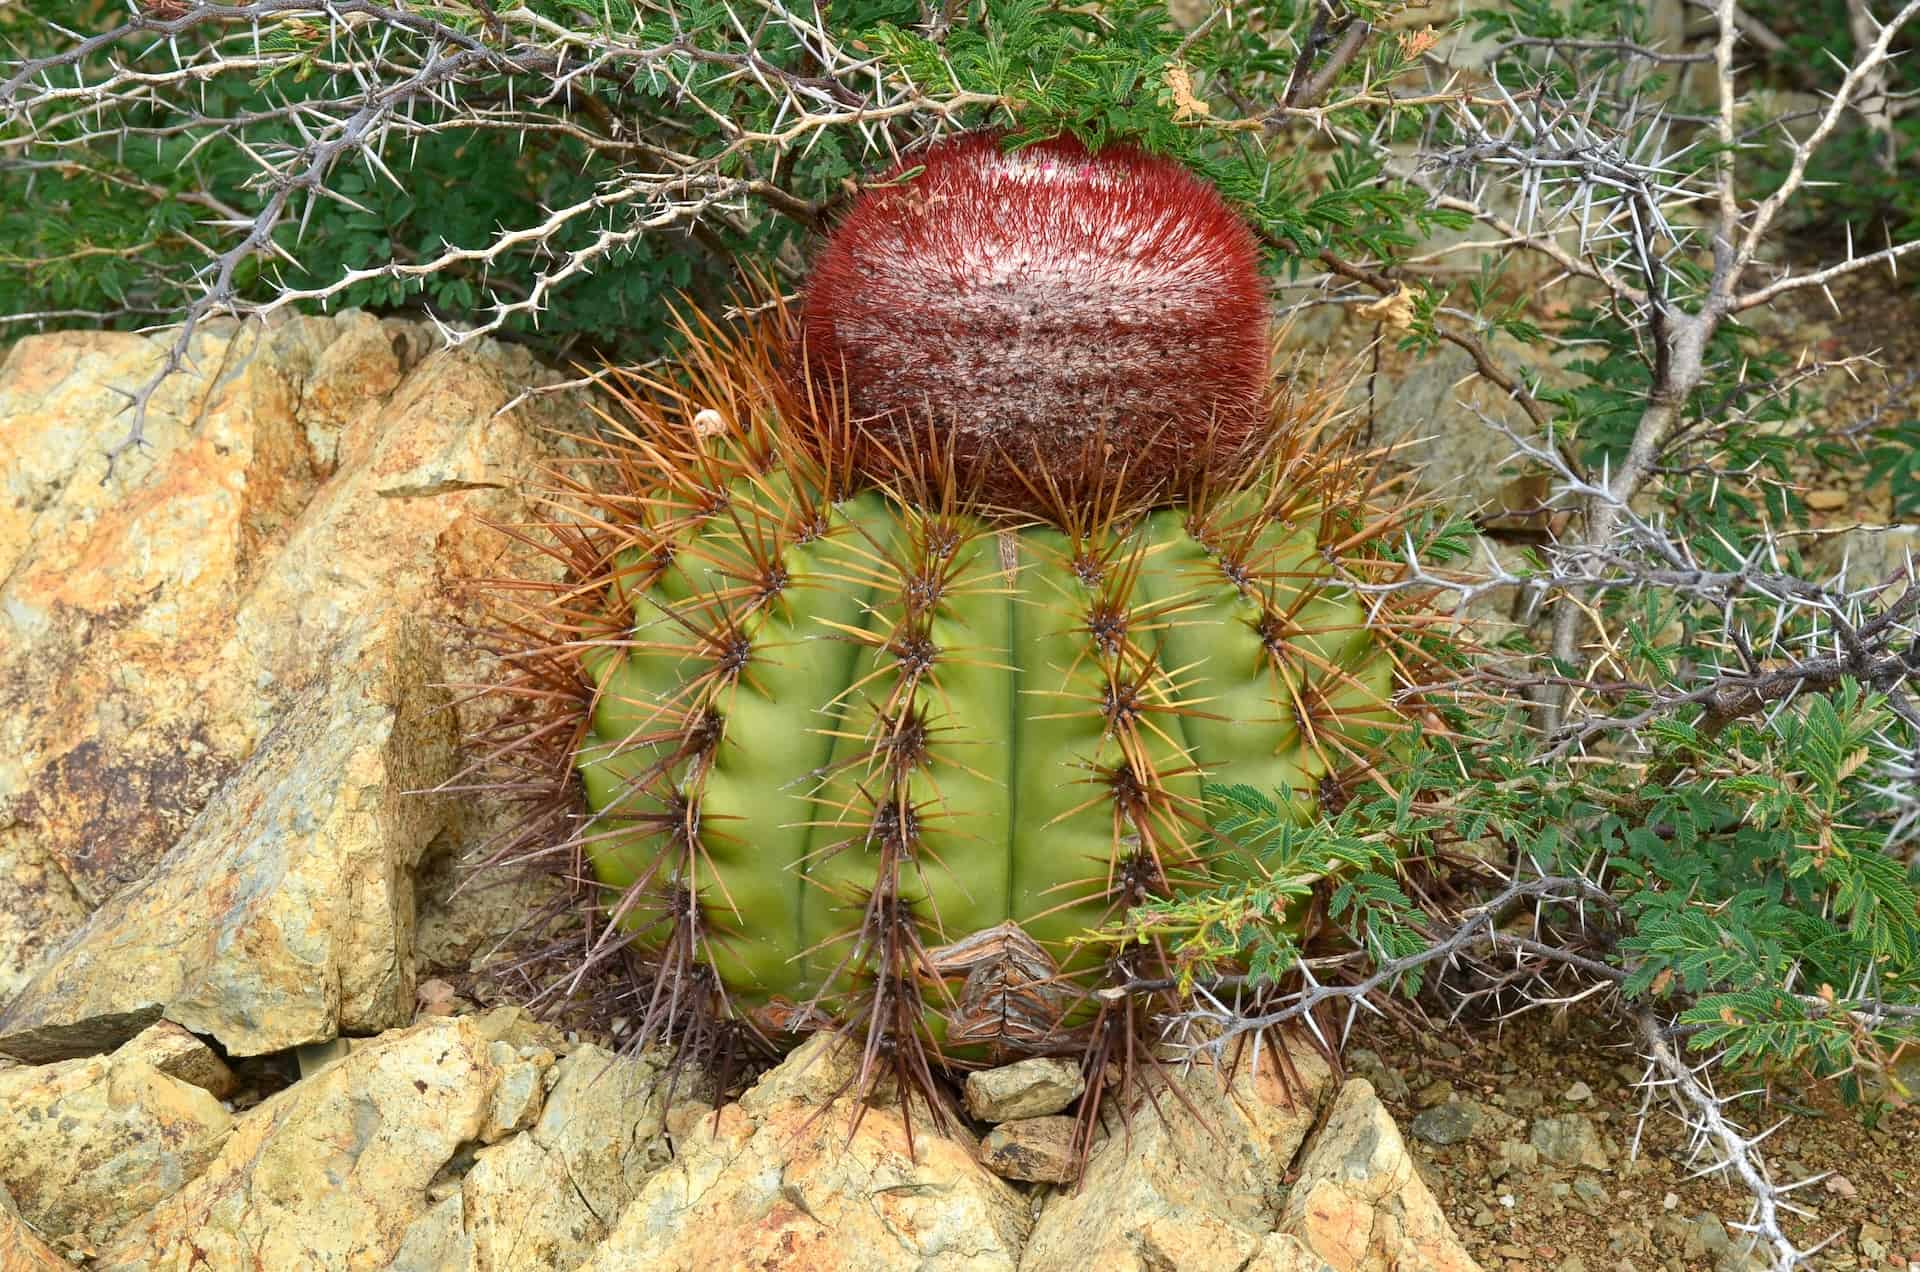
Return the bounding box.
[473,135,1447,1118]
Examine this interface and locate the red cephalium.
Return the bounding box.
[796,132,1271,512]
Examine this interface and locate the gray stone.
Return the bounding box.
[1572,1175,1609,1204]
[1498,1139,1540,1175]
[1345,1047,1411,1102]
[1530,1114,1611,1169]
[1410,1101,1483,1146]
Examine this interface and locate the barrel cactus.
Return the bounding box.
[476,132,1447,1114]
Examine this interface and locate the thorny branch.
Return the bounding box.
[1220,10,1920,1254]
[1241,0,1920,739]
[0,0,998,474]
[11,4,1920,1263]
[1145,865,1913,1264]
[1632,1009,1826,1267]
[1439,0,1920,726]
[1472,415,1920,756]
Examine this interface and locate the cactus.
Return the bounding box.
[797,132,1272,512]
[473,135,1449,1121]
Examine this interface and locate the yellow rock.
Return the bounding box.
[1020,1033,1333,1272]
[1277,1079,1483,1272]
[582,1034,1029,1272]
[0,618,454,1059]
[97,1013,666,1272]
[0,313,575,1005]
[0,1181,69,1272]
[0,1035,234,1245]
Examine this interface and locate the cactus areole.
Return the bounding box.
[485,133,1440,1096]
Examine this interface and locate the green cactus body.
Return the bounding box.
[571,432,1401,1049]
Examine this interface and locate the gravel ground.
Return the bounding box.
[1350,1008,1919,1271]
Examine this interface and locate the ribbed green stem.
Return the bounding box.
[578,476,1392,1036]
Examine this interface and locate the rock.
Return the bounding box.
[1812,523,1918,602]
[979,1116,1078,1183]
[1246,1233,1339,1272]
[0,1032,234,1245]
[1410,1100,1491,1146]
[1368,340,1565,521]
[295,1038,355,1080]
[0,314,574,1003]
[1858,1221,1893,1261]
[0,618,455,1061]
[581,1033,1029,1272]
[115,1021,237,1098]
[1344,1048,1410,1102]
[1562,1080,1593,1103]
[393,1041,670,1272]
[964,1056,1086,1121]
[96,1010,666,1271]
[735,1028,873,1111]
[662,1099,719,1148]
[0,1183,69,1272]
[477,1040,549,1142]
[1021,1033,1334,1272]
[1490,1139,1539,1181]
[412,830,567,983]
[1277,1078,1483,1272]
[1653,1211,1766,1272]
[1530,1114,1610,1170]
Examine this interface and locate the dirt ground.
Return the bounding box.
[1348,1007,1918,1271]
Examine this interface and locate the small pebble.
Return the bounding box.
[1411,1101,1483,1146]
[963,1057,1085,1122]
[978,1116,1078,1184]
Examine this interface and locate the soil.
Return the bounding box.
[1751,264,1920,532]
[1349,1008,1919,1271]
